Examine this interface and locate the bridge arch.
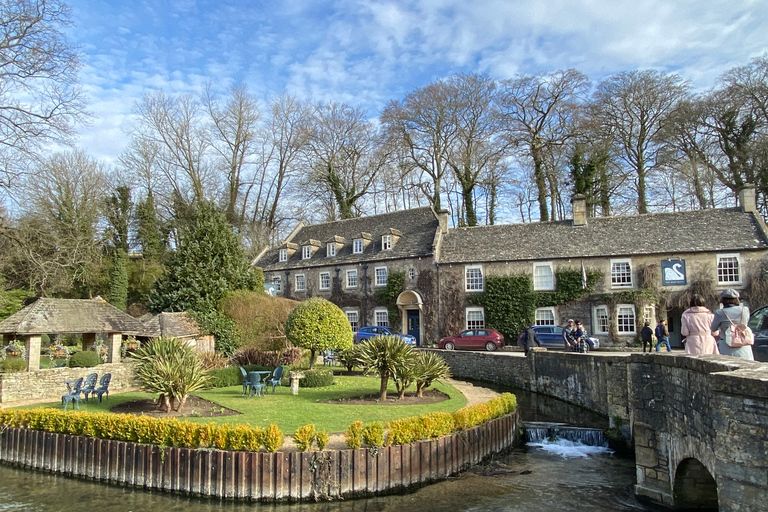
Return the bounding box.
[673,458,718,511]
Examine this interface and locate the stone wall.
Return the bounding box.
[0,362,137,403]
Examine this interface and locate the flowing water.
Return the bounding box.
[0,386,665,511]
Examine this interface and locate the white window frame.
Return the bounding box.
[326,243,336,257]
[616,304,636,334]
[716,253,742,285]
[353,239,363,254]
[346,269,358,288]
[465,265,484,292]
[272,275,282,293]
[374,308,389,327]
[534,307,556,326]
[302,245,311,260]
[465,307,485,329]
[533,262,555,291]
[643,305,655,325]
[374,266,388,287]
[295,274,306,292]
[345,310,359,331]
[279,249,287,262]
[381,234,392,251]
[319,272,330,290]
[593,305,609,335]
[610,258,634,289]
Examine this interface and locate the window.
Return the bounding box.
[533,262,555,291]
[610,259,633,288]
[717,254,741,284]
[381,234,392,251]
[465,265,484,292]
[617,304,636,333]
[375,309,389,327]
[319,272,330,290]
[535,307,556,326]
[272,275,282,293]
[295,274,305,292]
[302,245,311,259]
[326,243,335,257]
[346,269,358,288]
[466,307,485,329]
[375,267,388,286]
[346,310,359,331]
[594,306,609,335]
[279,249,287,262]
[643,306,655,325]
[353,239,363,254]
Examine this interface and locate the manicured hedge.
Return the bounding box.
[68,351,102,368]
[0,409,284,452]
[0,358,27,372]
[299,369,334,388]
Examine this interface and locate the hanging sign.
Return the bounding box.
[661,259,687,286]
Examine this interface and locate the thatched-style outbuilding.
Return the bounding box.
[0,297,145,371]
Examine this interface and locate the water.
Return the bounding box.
[0,386,664,511]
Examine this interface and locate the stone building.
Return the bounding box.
[254,186,768,347]
[138,312,215,352]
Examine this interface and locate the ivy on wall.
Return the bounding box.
[375,271,406,328]
[467,268,602,341]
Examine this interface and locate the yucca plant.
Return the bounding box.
[356,336,414,400]
[132,336,209,413]
[413,351,451,397]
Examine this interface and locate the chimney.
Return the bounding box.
[739,184,756,213]
[437,209,450,234]
[571,194,587,226]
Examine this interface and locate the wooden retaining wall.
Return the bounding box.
[0,411,518,501]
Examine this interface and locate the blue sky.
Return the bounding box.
[67,0,768,163]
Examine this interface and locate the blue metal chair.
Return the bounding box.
[239,366,249,395]
[62,377,84,410]
[246,371,266,398]
[266,366,284,393]
[93,373,112,403]
[81,372,98,402]
[323,350,337,366]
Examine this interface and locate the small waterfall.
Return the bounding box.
[523,421,607,447]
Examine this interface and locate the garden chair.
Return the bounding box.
[246,371,266,398]
[81,372,98,402]
[62,377,84,410]
[323,350,337,366]
[239,366,249,395]
[93,373,112,403]
[266,366,284,393]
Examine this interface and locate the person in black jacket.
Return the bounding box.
[640,321,654,353]
[521,323,540,356]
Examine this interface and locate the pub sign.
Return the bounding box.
[661,259,687,286]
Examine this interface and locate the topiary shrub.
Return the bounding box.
[299,369,334,388]
[316,429,329,450]
[344,420,364,449]
[292,424,316,452]
[0,358,27,372]
[285,297,353,369]
[362,421,385,448]
[68,350,102,368]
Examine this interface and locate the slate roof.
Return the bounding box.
[138,312,202,339]
[0,298,145,335]
[256,207,441,270]
[439,208,768,263]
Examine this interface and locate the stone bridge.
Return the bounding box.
[429,348,768,511]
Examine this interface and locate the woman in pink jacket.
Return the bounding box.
[681,295,719,355]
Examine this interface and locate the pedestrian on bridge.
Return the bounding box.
[681,294,718,355]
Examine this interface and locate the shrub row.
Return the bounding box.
[205,364,272,389]
[345,393,517,448]
[229,347,303,368]
[0,409,284,452]
[0,358,27,372]
[299,369,334,388]
[291,424,330,451]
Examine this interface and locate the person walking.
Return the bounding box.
[711,289,753,360]
[522,323,540,356]
[681,295,719,355]
[562,319,576,349]
[655,319,671,352]
[640,321,654,353]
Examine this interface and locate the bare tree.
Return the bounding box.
[592,70,689,214]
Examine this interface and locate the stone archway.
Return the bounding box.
[396,290,423,346]
[673,458,718,511]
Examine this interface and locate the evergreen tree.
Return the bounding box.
[135,191,164,260]
[104,185,132,253]
[108,248,128,311]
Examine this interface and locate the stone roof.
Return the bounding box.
[138,312,202,339]
[439,208,768,263]
[256,207,441,270]
[0,298,145,335]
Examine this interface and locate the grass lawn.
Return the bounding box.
[21,376,467,434]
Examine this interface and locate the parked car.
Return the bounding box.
[518,325,600,351]
[353,326,417,345]
[437,329,504,351]
[747,305,768,362]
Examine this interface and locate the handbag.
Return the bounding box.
[724,308,754,348]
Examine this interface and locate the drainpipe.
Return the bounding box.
[435,262,441,341]
[333,267,341,301]
[362,263,369,325]
[284,270,291,299]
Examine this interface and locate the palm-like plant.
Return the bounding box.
[133,336,209,413]
[413,351,451,397]
[356,336,414,400]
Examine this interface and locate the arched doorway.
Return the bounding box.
[396,290,423,346]
[673,458,718,511]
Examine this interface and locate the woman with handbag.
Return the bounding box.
[681,294,719,355]
[710,289,754,360]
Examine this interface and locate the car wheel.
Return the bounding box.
[583,343,590,353]
[485,341,497,352]
[444,341,455,350]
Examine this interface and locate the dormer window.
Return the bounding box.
[327,243,336,257]
[279,249,287,262]
[302,245,311,260]
[353,239,363,254]
[381,235,392,251]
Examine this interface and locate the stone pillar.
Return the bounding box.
[107,332,122,363]
[82,332,96,352]
[25,335,41,372]
[571,194,587,226]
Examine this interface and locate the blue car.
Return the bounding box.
[518,325,600,351]
[353,326,416,345]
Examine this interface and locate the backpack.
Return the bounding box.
[724,308,754,348]
[654,324,665,339]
